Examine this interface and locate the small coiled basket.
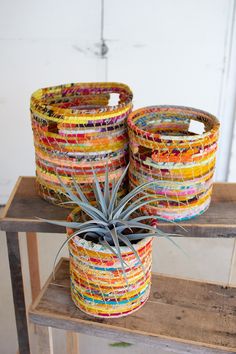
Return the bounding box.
[67,210,152,318]
[30,82,133,206]
[128,105,220,221]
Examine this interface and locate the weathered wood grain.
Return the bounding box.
[1,177,236,238]
[66,332,79,354]
[6,232,30,354]
[29,259,236,354]
[35,325,54,354]
[26,232,41,301]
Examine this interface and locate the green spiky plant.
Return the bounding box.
[41,163,185,281]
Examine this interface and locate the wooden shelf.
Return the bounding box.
[2,178,236,354]
[29,258,236,354]
[1,177,236,237]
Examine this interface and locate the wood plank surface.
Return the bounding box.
[66,332,78,354]
[0,177,66,233]
[6,232,30,354]
[29,259,236,354]
[26,232,41,301]
[0,177,236,237]
[35,326,54,354]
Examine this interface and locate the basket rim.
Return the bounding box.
[127,105,220,141]
[31,82,133,119]
[70,233,152,255]
[66,207,153,254]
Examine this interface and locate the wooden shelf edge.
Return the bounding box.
[28,311,235,354]
[28,258,236,354]
[0,177,22,220]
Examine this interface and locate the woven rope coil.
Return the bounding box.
[30,82,133,206]
[67,212,152,318]
[128,105,220,221]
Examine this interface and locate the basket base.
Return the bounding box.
[146,198,211,222]
[71,288,151,319]
[170,200,211,222]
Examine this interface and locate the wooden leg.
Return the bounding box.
[36,326,54,354]
[6,232,30,354]
[26,232,41,301]
[66,332,78,354]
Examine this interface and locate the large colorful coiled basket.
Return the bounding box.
[128,106,220,221]
[67,211,152,318]
[30,82,133,206]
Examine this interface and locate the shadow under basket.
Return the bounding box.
[128,105,220,221]
[67,222,152,318]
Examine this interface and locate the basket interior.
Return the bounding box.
[134,111,215,137]
[38,86,132,112]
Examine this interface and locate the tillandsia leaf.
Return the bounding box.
[92,168,108,218]
[84,232,99,239]
[72,200,107,222]
[117,233,146,279]
[80,219,109,227]
[92,182,102,212]
[108,164,130,217]
[107,227,129,287]
[99,237,121,259]
[56,172,81,205]
[162,235,189,257]
[50,164,188,283]
[111,178,116,200]
[123,231,188,257]
[120,195,176,220]
[71,175,89,203]
[113,179,161,217]
[113,193,160,219]
[111,217,184,239]
[52,227,106,278]
[115,220,184,238]
[59,201,77,206]
[121,194,171,219]
[110,218,151,233]
[59,195,103,221]
[121,198,171,220]
[117,180,188,216]
[78,226,108,236]
[104,160,110,208]
[125,232,184,241]
[99,236,130,268]
[129,220,185,238]
[37,218,109,236]
[132,215,188,232]
[56,171,107,221]
[36,217,82,229]
[126,233,162,240]
[109,219,133,233]
[116,220,173,235]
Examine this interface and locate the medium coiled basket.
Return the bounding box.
[128,105,220,221]
[30,82,133,206]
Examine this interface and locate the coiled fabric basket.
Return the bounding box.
[30,82,133,206]
[128,106,220,221]
[67,216,152,318]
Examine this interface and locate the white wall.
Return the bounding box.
[1,1,236,354]
[104,0,236,182]
[0,0,105,203]
[1,0,236,204]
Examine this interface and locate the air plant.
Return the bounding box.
[41,163,185,281]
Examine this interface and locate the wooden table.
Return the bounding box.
[1,177,236,354]
[29,258,236,354]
